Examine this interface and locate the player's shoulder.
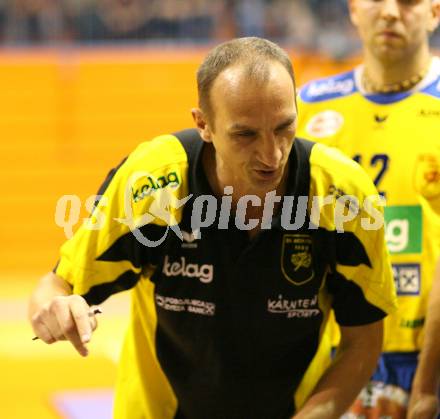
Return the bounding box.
[299,70,358,104]
[106,129,201,201]
[118,128,202,176]
[129,130,198,168]
[309,142,377,198]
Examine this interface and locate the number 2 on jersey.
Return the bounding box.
[353,154,389,196]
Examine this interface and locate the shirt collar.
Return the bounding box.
[186,137,309,232]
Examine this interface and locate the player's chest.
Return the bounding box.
[149,228,329,328]
[335,103,440,203]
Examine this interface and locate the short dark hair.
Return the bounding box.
[197,37,296,123]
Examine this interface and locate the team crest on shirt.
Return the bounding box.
[281,234,314,285]
[413,153,440,200]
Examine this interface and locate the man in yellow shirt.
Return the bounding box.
[297,1,440,418]
[29,37,397,418]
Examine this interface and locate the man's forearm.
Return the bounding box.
[411,259,440,394]
[407,258,440,419]
[294,321,383,419]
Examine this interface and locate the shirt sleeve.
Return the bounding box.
[54,135,188,305]
[54,156,147,304]
[309,143,398,326]
[327,225,393,326]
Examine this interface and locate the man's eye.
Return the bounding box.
[236,131,256,137]
[276,124,294,134]
[399,0,421,5]
[369,0,421,4]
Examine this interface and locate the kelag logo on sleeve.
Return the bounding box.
[384,206,422,254]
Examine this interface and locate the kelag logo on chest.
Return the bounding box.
[281,234,315,285]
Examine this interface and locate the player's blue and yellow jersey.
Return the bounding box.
[297,57,440,353]
[54,129,396,418]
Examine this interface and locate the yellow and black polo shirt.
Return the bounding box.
[55,129,397,419]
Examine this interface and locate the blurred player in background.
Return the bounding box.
[297,0,440,418]
[28,37,397,419]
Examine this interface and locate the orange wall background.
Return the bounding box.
[0,47,360,276]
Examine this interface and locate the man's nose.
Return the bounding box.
[380,0,400,22]
[257,133,282,167]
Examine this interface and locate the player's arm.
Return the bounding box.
[28,153,137,356]
[28,271,98,357]
[294,145,397,418]
[407,257,440,419]
[293,320,382,419]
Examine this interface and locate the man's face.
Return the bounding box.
[349,0,439,61]
[201,62,297,194]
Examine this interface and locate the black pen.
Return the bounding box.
[32,308,102,340]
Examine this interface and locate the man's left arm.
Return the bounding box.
[295,144,398,418]
[293,320,383,419]
[407,257,440,419]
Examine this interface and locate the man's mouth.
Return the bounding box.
[378,30,402,39]
[254,168,279,180]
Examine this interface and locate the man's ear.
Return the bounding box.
[347,0,358,26]
[429,0,440,33]
[191,108,213,143]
